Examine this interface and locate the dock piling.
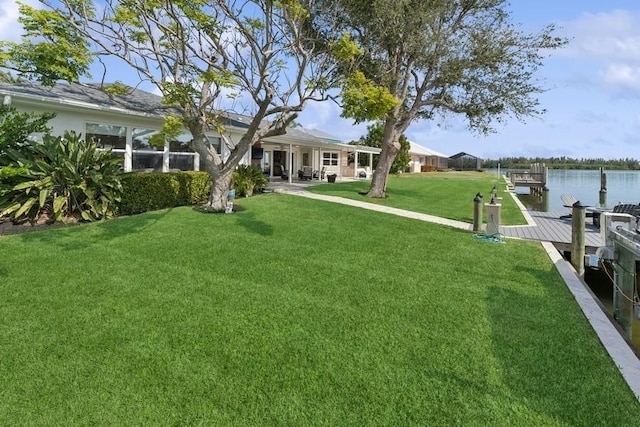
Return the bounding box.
[571,201,586,276]
[473,193,483,232]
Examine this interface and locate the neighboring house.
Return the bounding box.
[0,81,380,181]
[449,152,482,171]
[408,141,449,172]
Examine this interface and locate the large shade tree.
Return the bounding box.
[308,0,568,197]
[0,0,345,211]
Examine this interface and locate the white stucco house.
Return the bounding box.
[408,141,448,172]
[0,81,379,182]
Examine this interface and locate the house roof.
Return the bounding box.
[0,80,380,153]
[0,81,170,118]
[408,141,448,158]
[449,151,480,160]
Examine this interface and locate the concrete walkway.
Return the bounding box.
[270,182,640,401]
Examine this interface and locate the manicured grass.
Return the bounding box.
[1,195,638,425]
[307,171,526,225]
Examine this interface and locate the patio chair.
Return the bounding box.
[313,167,326,180]
[561,194,578,208]
[559,194,578,219]
[280,165,289,180]
[302,166,313,180]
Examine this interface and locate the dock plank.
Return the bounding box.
[501,211,601,248]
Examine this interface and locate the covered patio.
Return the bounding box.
[256,130,380,184]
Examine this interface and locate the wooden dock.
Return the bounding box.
[501,210,602,253]
[506,164,548,194]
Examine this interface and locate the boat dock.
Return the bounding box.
[501,210,602,253]
[506,163,548,195]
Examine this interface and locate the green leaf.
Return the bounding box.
[53,195,67,218]
[39,187,49,208]
[15,197,37,218]
[80,210,94,221]
[0,202,21,216]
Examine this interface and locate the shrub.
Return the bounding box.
[0,105,55,163]
[231,165,268,197]
[119,171,210,215]
[0,131,122,223]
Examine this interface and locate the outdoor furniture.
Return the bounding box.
[313,167,326,180]
[281,166,289,180]
[301,166,313,180]
[586,206,612,227]
[561,194,578,208]
[559,194,595,220]
[559,194,578,219]
[588,202,640,228]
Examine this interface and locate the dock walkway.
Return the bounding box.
[501,210,601,251]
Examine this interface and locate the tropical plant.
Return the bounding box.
[231,165,269,197]
[0,131,123,223]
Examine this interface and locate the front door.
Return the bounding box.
[273,150,294,177]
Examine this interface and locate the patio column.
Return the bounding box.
[354,151,359,178]
[162,141,170,172]
[288,143,293,183]
[193,152,200,171]
[124,128,132,172]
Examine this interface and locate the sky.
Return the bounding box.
[1,0,639,160]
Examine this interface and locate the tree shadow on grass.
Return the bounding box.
[233,209,273,236]
[192,203,274,236]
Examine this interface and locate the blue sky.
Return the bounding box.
[2,1,639,160]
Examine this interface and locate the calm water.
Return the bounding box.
[510,169,640,212]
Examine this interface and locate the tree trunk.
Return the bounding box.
[208,170,232,212]
[367,119,400,198]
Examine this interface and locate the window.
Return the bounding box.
[86,123,126,149]
[207,136,222,153]
[323,152,338,166]
[132,128,163,151]
[169,133,194,152]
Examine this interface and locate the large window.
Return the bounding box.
[86,122,201,172]
[323,152,338,166]
[131,127,163,171]
[86,123,126,149]
[132,128,163,151]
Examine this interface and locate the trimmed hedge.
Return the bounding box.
[119,171,211,215]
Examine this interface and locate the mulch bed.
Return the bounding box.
[0,218,72,236]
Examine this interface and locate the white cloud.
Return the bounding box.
[0,0,40,42]
[561,10,640,63]
[599,63,640,95]
[0,0,24,42]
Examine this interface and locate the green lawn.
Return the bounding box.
[1,194,638,425]
[307,171,526,225]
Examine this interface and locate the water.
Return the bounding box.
[509,169,640,212]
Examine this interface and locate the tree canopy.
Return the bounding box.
[307,0,568,197]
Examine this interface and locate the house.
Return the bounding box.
[449,152,482,171]
[0,81,380,181]
[408,141,448,172]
